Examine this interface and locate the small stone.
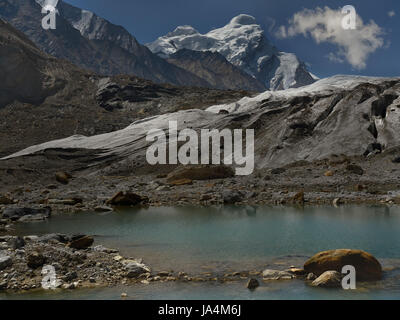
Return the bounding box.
[0,195,14,205]
[307,273,317,281]
[0,255,12,270]
[324,170,334,177]
[113,255,124,262]
[333,198,341,207]
[311,271,342,288]
[287,268,307,276]
[121,292,128,298]
[26,252,45,269]
[292,191,305,205]
[55,172,72,185]
[262,269,294,280]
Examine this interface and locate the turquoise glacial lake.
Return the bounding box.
[2,205,400,300]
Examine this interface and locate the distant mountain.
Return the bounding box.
[0,0,265,91]
[166,49,266,91]
[0,0,210,87]
[147,14,316,90]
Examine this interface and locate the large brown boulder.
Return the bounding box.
[304,249,382,281]
[67,235,94,250]
[166,165,234,182]
[106,191,148,206]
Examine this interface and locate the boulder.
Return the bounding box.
[311,271,342,288]
[222,190,244,204]
[26,251,45,269]
[246,278,259,290]
[0,195,14,205]
[37,233,70,244]
[124,261,151,278]
[0,255,12,270]
[106,191,148,206]
[262,269,294,280]
[94,206,113,212]
[167,165,234,182]
[346,164,364,175]
[304,249,382,280]
[8,236,25,249]
[55,172,72,184]
[292,191,305,205]
[287,268,307,276]
[306,273,317,281]
[67,235,94,250]
[2,207,51,221]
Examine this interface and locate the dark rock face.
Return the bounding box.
[0,19,66,108]
[167,49,266,92]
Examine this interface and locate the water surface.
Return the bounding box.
[3,205,400,300]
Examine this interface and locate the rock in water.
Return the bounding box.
[304,249,382,280]
[67,235,94,250]
[106,191,148,206]
[292,191,305,205]
[246,278,259,290]
[311,271,342,288]
[2,207,51,221]
[262,269,294,280]
[222,190,244,204]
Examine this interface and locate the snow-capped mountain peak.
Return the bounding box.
[147,14,315,90]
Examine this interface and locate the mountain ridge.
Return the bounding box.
[147,14,316,90]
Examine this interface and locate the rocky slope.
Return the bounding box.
[147,14,316,90]
[1,77,400,210]
[5,76,399,169]
[0,18,68,107]
[0,19,251,157]
[166,49,265,91]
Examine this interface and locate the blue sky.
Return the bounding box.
[64,0,400,78]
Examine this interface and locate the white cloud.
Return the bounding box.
[276,6,385,69]
[326,52,344,64]
[388,11,396,17]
